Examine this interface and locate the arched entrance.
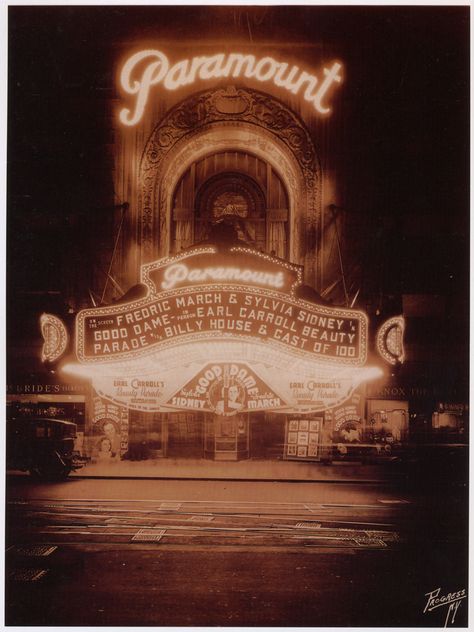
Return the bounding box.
[139,86,321,285]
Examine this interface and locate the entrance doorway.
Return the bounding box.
[204,413,249,461]
[171,150,289,256]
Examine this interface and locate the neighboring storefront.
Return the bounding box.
[366,377,468,447]
[7,382,88,455]
[432,403,468,440]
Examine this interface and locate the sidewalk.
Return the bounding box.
[72,457,400,483]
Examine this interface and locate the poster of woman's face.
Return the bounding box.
[93,418,121,459]
[97,437,113,459]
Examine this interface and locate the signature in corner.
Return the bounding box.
[424,587,467,627]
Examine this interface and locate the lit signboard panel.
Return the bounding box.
[63,338,380,414]
[76,247,368,366]
[47,246,401,414]
[165,362,288,416]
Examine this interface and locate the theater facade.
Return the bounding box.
[10,8,467,472]
[33,38,413,468]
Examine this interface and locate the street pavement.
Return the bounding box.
[5,476,468,627]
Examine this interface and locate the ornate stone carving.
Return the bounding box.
[142,86,318,179]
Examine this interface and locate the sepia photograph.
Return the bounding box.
[5,3,469,627]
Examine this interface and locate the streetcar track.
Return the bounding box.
[7,498,404,551]
[8,498,399,510]
[13,510,396,530]
[32,529,392,547]
[34,522,398,537]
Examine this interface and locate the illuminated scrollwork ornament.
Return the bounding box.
[376,316,405,365]
[40,314,68,362]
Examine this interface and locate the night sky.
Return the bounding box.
[7,6,469,348]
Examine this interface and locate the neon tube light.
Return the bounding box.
[376,316,405,365]
[161,262,285,291]
[119,49,343,126]
[40,313,68,363]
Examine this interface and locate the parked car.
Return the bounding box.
[7,417,86,479]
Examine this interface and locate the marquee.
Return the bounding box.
[41,246,402,414]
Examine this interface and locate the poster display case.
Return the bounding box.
[284,417,322,461]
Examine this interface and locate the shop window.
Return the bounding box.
[367,405,408,444]
[7,398,86,429]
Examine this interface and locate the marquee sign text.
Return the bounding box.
[81,289,361,361]
[41,246,399,414]
[76,248,367,366]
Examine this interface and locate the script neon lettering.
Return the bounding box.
[119,50,169,125]
[161,263,285,290]
[119,49,343,126]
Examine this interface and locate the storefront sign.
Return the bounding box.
[437,402,467,416]
[7,383,87,395]
[75,247,367,367]
[119,49,343,126]
[366,381,432,400]
[144,248,299,292]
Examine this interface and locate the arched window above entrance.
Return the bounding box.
[171,150,289,256]
[195,172,266,249]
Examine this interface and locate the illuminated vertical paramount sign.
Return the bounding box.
[119,49,344,126]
